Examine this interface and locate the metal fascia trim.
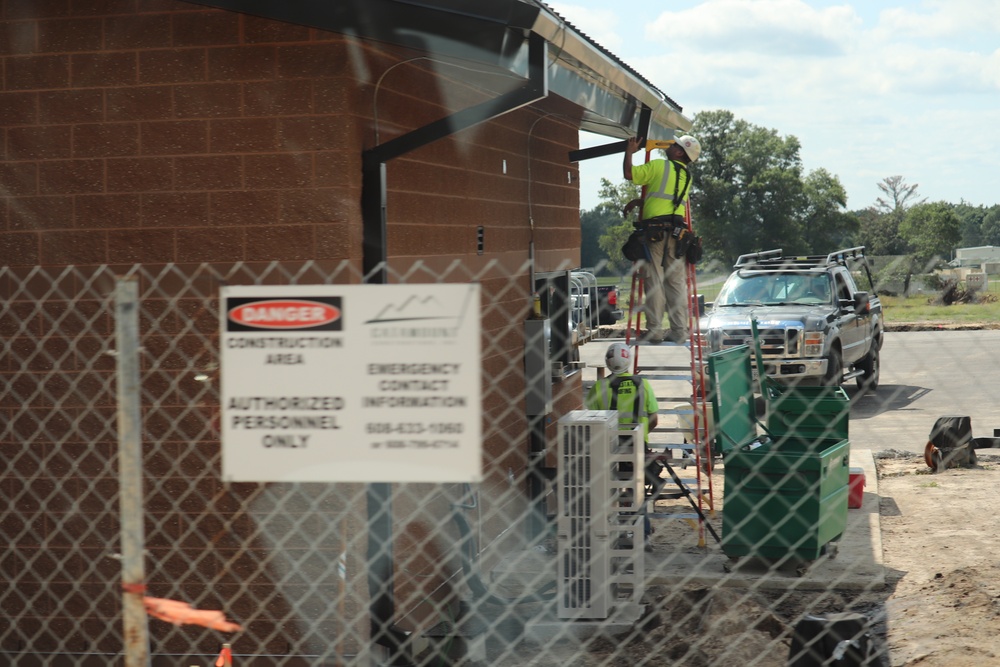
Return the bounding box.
[530,7,692,137]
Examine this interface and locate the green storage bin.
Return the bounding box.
[746,317,850,444]
[708,339,851,561]
[722,437,850,560]
[766,384,850,443]
[707,345,757,456]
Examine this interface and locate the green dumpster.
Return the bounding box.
[708,344,850,561]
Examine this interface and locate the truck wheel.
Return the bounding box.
[856,346,880,392]
[822,347,842,386]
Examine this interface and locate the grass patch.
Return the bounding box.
[880,294,1000,323]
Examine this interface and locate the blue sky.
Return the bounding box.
[546,0,1000,212]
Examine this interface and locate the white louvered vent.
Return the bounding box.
[556,410,645,620]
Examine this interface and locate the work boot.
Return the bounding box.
[664,330,688,344]
[638,330,664,344]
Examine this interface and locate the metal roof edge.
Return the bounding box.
[529,2,692,138]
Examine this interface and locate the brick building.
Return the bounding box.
[0,0,691,662]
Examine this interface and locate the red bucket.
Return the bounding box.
[848,467,865,509]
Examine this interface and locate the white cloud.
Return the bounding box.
[566,0,1000,210]
[877,0,1000,41]
[647,0,862,57]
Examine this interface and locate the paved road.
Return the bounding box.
[581,330,1000,454]
[851,330,1000,452]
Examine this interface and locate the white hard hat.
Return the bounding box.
[605,342,632,375]
[675,135,701,162]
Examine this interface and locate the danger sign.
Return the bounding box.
[219,284,482,483]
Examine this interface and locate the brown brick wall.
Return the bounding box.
[0,2,356,266]
[0,2,580,269]
[1,0,586,657]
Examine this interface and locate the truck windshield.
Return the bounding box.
[716,273,833,306]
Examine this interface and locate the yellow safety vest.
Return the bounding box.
[632,159,691,220]
[585,375,658,442]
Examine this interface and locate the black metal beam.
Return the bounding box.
[637,104,652,144]
[361,162,388,283]
[567,139,628,163]
[567,103,654,163]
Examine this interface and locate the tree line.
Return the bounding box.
[582,109,1000,277]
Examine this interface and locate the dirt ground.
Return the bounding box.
[873,450,1000,666]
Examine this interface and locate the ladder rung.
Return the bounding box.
[636,366,691,376]
[634,340,689,346]
[648,512,702,520]
[647,448,697,456]
[650,486,709,499]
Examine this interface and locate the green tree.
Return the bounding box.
[801,168,859,251]
[854,206,908,255]
[952,201,987,247]
[580,205,618,274]
[978,206,1000,246]
[900,202,962,269]
[689,109,808,264]
[594,177,641,274]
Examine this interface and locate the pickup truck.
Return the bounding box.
[698,247,882,391]
[596,284,623,325]
[569,271,623,327]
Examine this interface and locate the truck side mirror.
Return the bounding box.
[853,291,870,312]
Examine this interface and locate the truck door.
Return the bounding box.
[835,271,864,362]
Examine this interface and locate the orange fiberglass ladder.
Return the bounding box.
[624,139,716,547]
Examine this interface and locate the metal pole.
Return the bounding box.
[116,277,151,667]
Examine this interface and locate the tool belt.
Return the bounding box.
[636,215,702,265]
[637,214,687,243]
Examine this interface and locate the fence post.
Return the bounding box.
[116,276,150,666]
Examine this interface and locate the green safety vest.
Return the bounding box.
[632,159,691,220]
[585,374,657,442]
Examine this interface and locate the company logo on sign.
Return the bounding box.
[365,294,467,341]
[226,297,343,332]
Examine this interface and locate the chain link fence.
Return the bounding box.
[1,260,892,666]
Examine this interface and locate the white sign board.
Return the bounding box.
[966,272,987,292]
[220,283,482,483]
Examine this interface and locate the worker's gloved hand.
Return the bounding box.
[622,198,643,219]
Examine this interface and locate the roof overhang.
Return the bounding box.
[184,0,691,141]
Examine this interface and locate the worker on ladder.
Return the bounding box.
[623,134,701,344]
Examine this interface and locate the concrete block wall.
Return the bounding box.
[0,1,580,268]
[0,0,586,657]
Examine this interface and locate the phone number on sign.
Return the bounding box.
[365,422,465,435]
[376,439,460,449]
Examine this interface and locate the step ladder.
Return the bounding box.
[624,145,716,546]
